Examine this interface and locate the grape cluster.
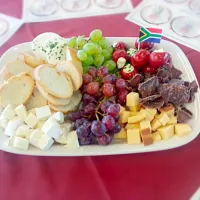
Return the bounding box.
[67,29,116,72]
[68,99,121,146]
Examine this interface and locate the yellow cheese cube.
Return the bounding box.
[140,120,151,134]
[158,125,174,140]
[140,132,153,146]
[126,92,139,107]
[125,123,140,129]
[114,127,127,139]
[128,114,145,124]
[151,118,162,131]
[139,109,154,122]
[145,108,157,116]
[154,114,159,119]
[152,132,162,141]
[129,111,138,116]
[175,124,192,136]
[167,116,177,125]
[119,111,130,123]
[119,105,125,114]
[160,105,174,117]
[157,112,170,126]
[127,129,141,144]
[129,105,140,112]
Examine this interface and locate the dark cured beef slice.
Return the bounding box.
[170,67,182,79]
[189,80,198,92]
[141,97,165,110]
[140,94,161,104]
[138,76,159,98]
[189,88,195,103]
[144,72,155,80]
[177,109,192,123]
[129,74,142,88]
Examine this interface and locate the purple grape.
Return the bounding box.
[76,125,90,138]
[84,121,92,130]
[108,123,121,135]
[97,134,112,145]
[113,115,120,122]
[82,73,93,85]
[82,94,96,104]
[115,78,127,91]
[88,67,97,78]
[102,115,115,131]
[80,85,87,94]
[106,104,120,117]
[97,66,109,78]
[100,100,112,112]
[91,120,107,136]
[84,103,96,116]
[94,91,103,101]
[75,118,88,129]
[103,74,117,84]
[79,137,91,145]
[68,110,84,122]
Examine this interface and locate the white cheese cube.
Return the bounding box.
[13,137,29,151]
[15,104,28,121]
[29,129,43,148]
[43,121,61,139]
[65,131,79,149]
[25,113,38,128]
[0,105,4,115]
[0,127,4,135]
[35,105,52,121]
[35,120,46,130]
[16,125,33,139]
[53,112,64,124]
[38,135,54,150]
[4,117,24,137]
[55,123,73,144]
[1,105,16,120]
[8,135,16,147]
[41,117,56,132]
[0,117,8,129]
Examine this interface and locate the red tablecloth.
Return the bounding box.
[0,1,200,200]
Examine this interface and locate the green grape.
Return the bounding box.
[83,43,97,55]
[90,29,102,42]
[94,45,102,55]
[107,46,114,54]
[98,37,108,49]
[76,36,86,48]
[83,55,94,65]
[77,50,87,61]
[68,37,77,48]
[94,55,104,67]
[103,60,116,71]
[101,49,111,61]
[83,65,91,74]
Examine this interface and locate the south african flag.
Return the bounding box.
[139,27,162,43]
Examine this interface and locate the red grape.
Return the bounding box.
[97,134,112,145]
[68,110,84,121]
[84,103,96,116]
[86,82,99,95]
[113,115,120,121]
[79,137,91,145]
[77,125,90,138]
[107,123,121,135]
[103,74,117,84]
[112,49,129,63]
[82,74,93,85]
[91,121,107,136]
[75,118,88,129]
[149,52,171,68]
[102,83,116,97]
[135,38,154,50]
[102,115,115,131]
[82,94,96,104]
[117,89,129,105]
[100,101,112,112]
[115,78,127,90]
[130,49,150,68]
[97,66,109,77]
[88,67,97,78]
[114,41,127,51]
[106,104,120,117]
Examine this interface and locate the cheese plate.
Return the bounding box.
[0,37,199,156]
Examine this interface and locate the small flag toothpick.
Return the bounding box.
[139,27,163,43]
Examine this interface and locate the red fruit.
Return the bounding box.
[115,78,127,90]
[82,74,93,85]
[149,52,171,68]
[120,64,137,80]
[117,89,129,105]
[130,49,150,68]
[135,38,154,50]
[86,82,99,95]
[114,41,127,51]
[142,65,157,74]
[97,66,109,77]
[88,67,97,78]
[112,49,129,63]
[102,83,116,97]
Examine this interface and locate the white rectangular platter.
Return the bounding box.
[0,37,200,156]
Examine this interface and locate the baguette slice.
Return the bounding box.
[56,61,82,91]
[0,60,33,82]
[36,81,70,106]
[0,73,34,107]
[34,64,73,98]
[66,47,83,74]
[25,86,48,110]
[48,90,82,113]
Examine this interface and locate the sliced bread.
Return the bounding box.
[25,86,48,110]
[66,46,83,74]
[22,53,46,68]
[36,81,70,106]
[0,73,34,107]
[56,61,82,91]
[48,90,82,113]
[34,64,73,99]
[0,60,33,81]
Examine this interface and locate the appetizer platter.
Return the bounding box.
[0,29,199,156]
